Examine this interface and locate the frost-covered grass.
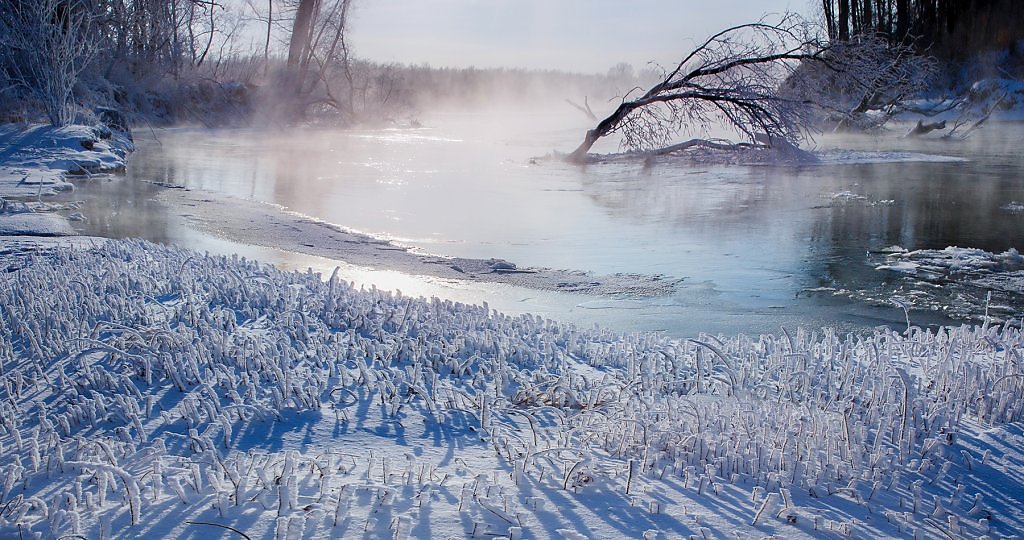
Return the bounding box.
[1,239,1023,538]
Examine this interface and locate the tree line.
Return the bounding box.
[821,0,1024,57]
[0,0,360,126]
[6,1,1019,130]
[0,0,632,128]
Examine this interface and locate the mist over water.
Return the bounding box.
[61,107,1024,337]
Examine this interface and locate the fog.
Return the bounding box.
[14,0,1023,334]
[55,94,1024,337]
[347,0,803,72]
[7,4,1024,540]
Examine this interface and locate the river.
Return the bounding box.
[56,109,1024,338]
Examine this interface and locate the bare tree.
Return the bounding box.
[271,0,356,120]
[90,0,228,82]
[784,33,938,130]
[0,0,102,126]
[305,0,355,110]
[244,0,274,71]
[568,14,825,162]
[285,0,320,88]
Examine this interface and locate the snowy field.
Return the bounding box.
[1,238,1022,539]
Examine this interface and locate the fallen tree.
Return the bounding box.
[906,119,946,137]
[568,14,825,162]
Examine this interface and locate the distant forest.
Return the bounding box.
[0,0,629,126]
[3,0,1023,128]
[821,0,1024,57]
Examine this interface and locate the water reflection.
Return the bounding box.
[56,116,1024,335]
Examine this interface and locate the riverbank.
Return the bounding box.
[0,123,133,197]
[156,186,682,298]
[1,236,1022,538]
[0,121,683,299]
[0,123,133,235]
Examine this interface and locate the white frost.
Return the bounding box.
[0,238,1022,539]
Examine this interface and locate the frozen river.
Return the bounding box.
[61,110,1024,337]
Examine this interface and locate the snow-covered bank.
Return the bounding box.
[156,186,682,299]
[0,124,133,198]
[0,123,133,236]
[0,207,76,236]
[1,238,1022,539]
[892,77,1024,139]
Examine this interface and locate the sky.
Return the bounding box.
[347,0,808,73]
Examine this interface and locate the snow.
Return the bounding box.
[1,237,1023,539]
[965,78,1024,121]
[863,246,1024,323]
[0,211,76,236]
[814,150,967,165]
[897,78,1024,130]
[155,186,683,299]
[0,124,133,198]
[0,199,78,236]
[1002,201,1024,215]
[875,261,919,275]
[879,247,1024,278]
[0,123,133,236]
[602,146,969,167]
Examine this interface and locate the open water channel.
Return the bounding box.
[57,110,1024,338]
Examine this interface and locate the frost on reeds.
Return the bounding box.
[0,239,1021,537]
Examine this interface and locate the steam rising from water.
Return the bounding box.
[59,104,1024,336]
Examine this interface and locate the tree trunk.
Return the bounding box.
[906,119,946,137]
[288,0,318,66]
[850,0,859,35]
[838,0,850,40]
[917,0,936,48]
[861,0,873,36]
[823,0,836,40]
[260,0,272,69]
[284,0,321,108]
[877,0,890,39]
[895,0,908,43]
[569,104,631,161]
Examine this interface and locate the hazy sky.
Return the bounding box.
[348,0,808,73]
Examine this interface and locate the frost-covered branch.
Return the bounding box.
[783,34,938,131]
[568,13,825,161]
[0,0,102,126]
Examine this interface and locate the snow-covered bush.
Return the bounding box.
[0,0,102,126]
